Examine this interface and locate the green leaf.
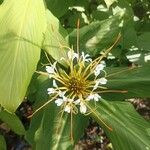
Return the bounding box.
[0,135,6,150]
[0,109,25,135]
[137,32,150,51]
[42,10,68,65]
[103,63,150,100]
[0,0,46,112]
[45,0,74,18]
[121,21,138,49]
[69,15,122,56]
[26,104,87,150]
[88,100,150,150]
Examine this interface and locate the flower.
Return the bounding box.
[46,62,57,78]
[55,98,64,106]
[47,88,56,95]
[68,50,78,60]
[94,61,106,77]
[46,66,55,74]
[93,77,107,90]
[64,105,71,113]
[53,80,58,88]
[87,93,101,101]
[73,99,80,105]
[80,102,87,114]
[81,52,92,62]
[98,77,107,85]
[45,49,108,114]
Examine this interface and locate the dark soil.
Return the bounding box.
[0,99,149,150]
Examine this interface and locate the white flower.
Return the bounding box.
[64,105,71,113]
[93,77,107,90]
[68,50,78,60]
[53,80,58,88]
[47,88,56,95]
[73,99,80,105]
[98,77,107,85]
[55,98,64,106]
[80,102,87,114]
[81,52,92,62]
[46,66,55,74]
[87,93,101,101]
[46,62,57,75]
[94,61,106,77]
[58,91,66,97]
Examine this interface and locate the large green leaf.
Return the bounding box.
[0,0,46,112]
[102,63,150,100]
[0,109,25,135]
[88,100,150,150]
[42,10,68,65]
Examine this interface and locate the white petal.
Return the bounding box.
[94,94,101,101]
[87,94,94,101]
[46,66,55,74]
[55,98,64,106]
[64,105,71,113]
[94,69,101,77]
[58,91,66,97]
[81,52,92,62]
[99,77,107,85]
[62,96,68,102]
[94,62,106,77]
[73,99,80,105]
[80,103,87,114]
[47,88,56,94]
[68,50,78,60]
[53,80,58,88]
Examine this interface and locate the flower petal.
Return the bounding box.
[53,80,58,88]
[94,94,101,101]
[80,102,87,114]
[81,52,92,62]
[73,99,80,105]
[47,88,56,94]
[68,50,78,60]
[46,66,55,74]
[64,105,71,113]
[98,77,107,85]
[55,98,64,106]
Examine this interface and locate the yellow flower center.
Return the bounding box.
[68,77,86,95]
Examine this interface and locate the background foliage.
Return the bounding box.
[0,0,150,149]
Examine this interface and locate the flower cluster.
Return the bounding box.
[46,50,107,114]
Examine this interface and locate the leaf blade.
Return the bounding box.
[0,0,46,111]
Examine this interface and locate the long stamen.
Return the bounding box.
[28,94,58,118]
[97,90,128,94]
[85,102,113,131]
[82,33,121,79]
